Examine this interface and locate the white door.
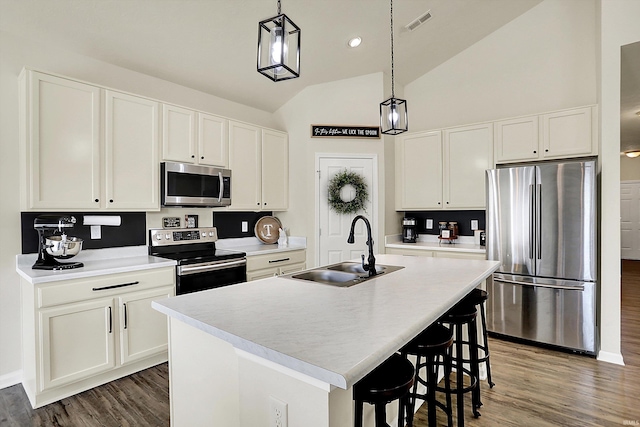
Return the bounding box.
[317,156,376,266]
[621,181,640,260]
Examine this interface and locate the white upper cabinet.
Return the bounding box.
[444,123,493,209]
[494,115,539,163]
[495,106,597,164]
[162,104,196,163]
[261,129,289,211]
[541,106,595,159]
[105,90,159,210]
[198,113,228,167]
[396,131,443,210]
[228,121,289,211]
[396,124,492,211]
[162,104,229,168]
[21,71,101,210]
[20,70,160,211]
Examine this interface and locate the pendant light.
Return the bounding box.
[257,0,301,82]
[380,0,408,135]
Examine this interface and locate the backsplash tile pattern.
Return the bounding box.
[21,212,146,254]
[213,211,274,239]
[402,210,486,237]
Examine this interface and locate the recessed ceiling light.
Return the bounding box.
[348,37,362,48]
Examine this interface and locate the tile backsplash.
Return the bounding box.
[402,210,486,237]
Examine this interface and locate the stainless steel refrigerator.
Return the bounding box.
[485,159,597,354]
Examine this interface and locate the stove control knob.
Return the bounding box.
[165,233,171,240]
[155,234,162,240]
[201,232,206,238]
[209,231,215,237]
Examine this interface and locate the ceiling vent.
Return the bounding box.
[405,10,432,32]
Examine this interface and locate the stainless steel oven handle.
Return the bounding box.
[178,259,247,276]
[218,171,223,203]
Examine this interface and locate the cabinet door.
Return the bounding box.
[494,116,539,163]
[261,129,289,210]
[444,124,493,209]
[39,298,115,391]
[119,286,173,366]
[396,131,443,210]
[246,268,279,281]
[105,91,160,210]
[541,107,594,158]
[279,262,306,276]
[24,71,101,210]
[229,121,261,210]
[198,113,228,167]
[162,104,196,163]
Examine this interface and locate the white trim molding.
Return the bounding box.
[0,370,22,390]
[597,350,625,366]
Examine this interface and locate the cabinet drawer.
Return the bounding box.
[246,250,306,272]
[38,267,175,308]
[385,247,433,257]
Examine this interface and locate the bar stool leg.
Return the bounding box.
[405,351,419,427]
[454,324,465,427]
[426,353,437,427]
[469,316,482,416]
[374,402,388,427]
[443,352,454,427]
[479,302,494,388]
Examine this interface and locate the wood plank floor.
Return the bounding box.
[1,260,639,427]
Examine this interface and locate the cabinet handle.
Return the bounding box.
[438,202,441,205]
[191,155,195,158]
[92,281,139,291]
[264,202,267,205]
[269,257,290,264]
[545,149,549,152]
[108,307,112,334]
[533,150,537,154]
[123,303,128,330]
[201,156,204,160]
[109,199,114,203]
[446,201,449,204]
[257,202,260,206]
[95,199,99,203]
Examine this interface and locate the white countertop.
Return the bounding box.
[152,254,499,389]
[385,234,486,254]
[216,236,306,256]
[16,246,177,284]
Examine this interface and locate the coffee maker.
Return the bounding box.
[402,218,417,243]
[33,215,84,270]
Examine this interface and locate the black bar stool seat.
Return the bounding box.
[461,288,494,388]
[401,323,454,427]
[440,301,481,427]
[353,353,415,427]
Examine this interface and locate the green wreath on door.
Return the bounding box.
[327,170,369,215]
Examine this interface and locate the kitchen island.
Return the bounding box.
[152,254,499,427]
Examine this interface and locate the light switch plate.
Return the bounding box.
[426,219,433,229]
[471,220,479,231]
[90,225,101,239]
[242,221,249,233]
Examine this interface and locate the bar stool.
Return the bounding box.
[401,323,454,427]
[353,353,415,427]
[461,289,494,389]
[439,302,481,427]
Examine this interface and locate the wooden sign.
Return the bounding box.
[311,125,381,139]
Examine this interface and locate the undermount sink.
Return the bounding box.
[286,262,404,287]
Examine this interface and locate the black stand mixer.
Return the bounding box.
[32,215,84,270]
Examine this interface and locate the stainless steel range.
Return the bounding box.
[149,227,246,295]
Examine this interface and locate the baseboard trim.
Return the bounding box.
[597,350,625,366]
[0,370,22,390]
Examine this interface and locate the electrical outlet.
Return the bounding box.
[269,396,288,427]
[242,221,249,233]
[426,219,433,229]
[471,220,479,231]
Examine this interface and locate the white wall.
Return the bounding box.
[0,30,277,384]
[597,0,640,365]
[621,156,640,181]
[405,0,597,131]
[273,72,400,266]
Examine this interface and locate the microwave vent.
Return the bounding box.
[405,10,432,32]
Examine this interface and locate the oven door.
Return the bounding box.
[161,162,231,207]
[176,258,246,295]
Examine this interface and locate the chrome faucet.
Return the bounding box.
[347,215,376,277]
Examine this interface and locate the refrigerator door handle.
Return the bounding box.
[529,184,535,259]
[493,278,585,292]
[537,184,542,259]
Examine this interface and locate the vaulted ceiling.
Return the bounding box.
[0,0,541,112]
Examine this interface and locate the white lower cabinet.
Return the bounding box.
[21,267,175,408]
[246,250,306,281]
[385,246,485,260]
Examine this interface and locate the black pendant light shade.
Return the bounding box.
[257,1,301,82]
[380,97,408,135]
[380,0,408,135]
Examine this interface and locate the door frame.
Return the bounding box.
[314,153,379,267]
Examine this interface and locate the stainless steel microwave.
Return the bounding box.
[161,162,231,207]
